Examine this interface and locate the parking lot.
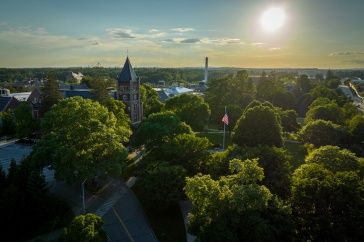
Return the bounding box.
[0,141,55,182]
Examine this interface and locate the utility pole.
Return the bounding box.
[82,178,87,214]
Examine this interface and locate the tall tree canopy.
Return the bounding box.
[31,97,129,183]
[14,102,36,138]
[232,103,283,148]
[226,145,292,199]
[160,133,211,176]
[59,213,107,242]
[140,84,164,117]
[0,109,16,137]
[185,159,292,241]
[40,72,63,116]
[291,146,364,241]
[131,111,192,149]
[104,98,132,130]
[299,119,345,148]
[164,94,210,131]
[305,101,344,125]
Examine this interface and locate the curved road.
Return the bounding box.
[0,141,157,242]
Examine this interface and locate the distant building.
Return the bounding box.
[66,72,84,83]
[59,84,91,99]
[154,85,204,102]
[116,57,142,125]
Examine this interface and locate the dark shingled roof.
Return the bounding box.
[0,96,12,111]
[118,57,138,83]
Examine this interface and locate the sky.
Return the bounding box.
[1,0,364,69]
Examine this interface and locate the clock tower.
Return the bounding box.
[116,56,142,124]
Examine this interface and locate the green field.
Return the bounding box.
[196,132,233,149]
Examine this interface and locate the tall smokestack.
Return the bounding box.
[204,57,208,82]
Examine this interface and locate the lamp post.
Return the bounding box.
[82,178,87,214]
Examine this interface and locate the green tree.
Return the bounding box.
[229,70,256,107]
[14,102,36,138]
[31,97,129,183]
[299,119,345,148]
[90,78,112,106]
[137,160,186,207]
[226,145,292,199]
[279,109,300,133]
[308,97,332,110]
[140,84,164,117]
[291,146,364,241]
[205,76,230,124]
[164,94,210,131]
[104,98,131,131]
[185,159,292,241]
[131,111,192,149]
[308,85,338,106]
[296,74,312,93]
[40,72,63,116]
[59,213,107,242]
[256,78,286,104]
[0,109,16,137]
[160,133,211,176]
[225,104,243,133]
[347,114,364,144]
[342,102,360,121]
[305,101,344,124]
[0,157,73,241]
[232,104,283,148]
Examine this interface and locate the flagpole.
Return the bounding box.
[223,106,226,150]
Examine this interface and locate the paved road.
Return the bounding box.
[0,141,157,242]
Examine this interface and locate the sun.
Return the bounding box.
[260,7,286,32]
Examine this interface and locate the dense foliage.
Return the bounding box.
[31,97,130,183]
[232,104,283,148]
[131,111,192,149]
[185,159,293,242]
[164,94,210,131]
[59,213,107,242]
[292,146,364,241]
[0,159,73,241]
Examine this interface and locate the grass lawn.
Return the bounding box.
[197,132,233,149]
[284,141,307,170]
[131,183,187,242]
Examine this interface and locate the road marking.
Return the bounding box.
[112,207,134,242]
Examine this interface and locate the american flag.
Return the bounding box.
[222,113,229,125]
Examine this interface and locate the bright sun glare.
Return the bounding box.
[261,7,286,32]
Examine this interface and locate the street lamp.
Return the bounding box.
[82,178,87,214]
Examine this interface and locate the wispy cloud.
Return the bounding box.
[159,37,242,45]
[159,38,177,43]
[106,28,165,39]
[149,29,160,33]
[107,28,137,39]
[342,59,364,64]
[170,28,194,32]
[270,47,281,51]
[180,38,201,44]
[78,37,90,40]
[330,51,364,56]
[211,38,243,45]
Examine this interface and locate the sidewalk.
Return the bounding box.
[179,200,196,242]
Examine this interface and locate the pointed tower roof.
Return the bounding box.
[118,57,138,83]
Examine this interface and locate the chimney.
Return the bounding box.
[204,57,208,83]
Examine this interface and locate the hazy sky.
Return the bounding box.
[1,0,364,68]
